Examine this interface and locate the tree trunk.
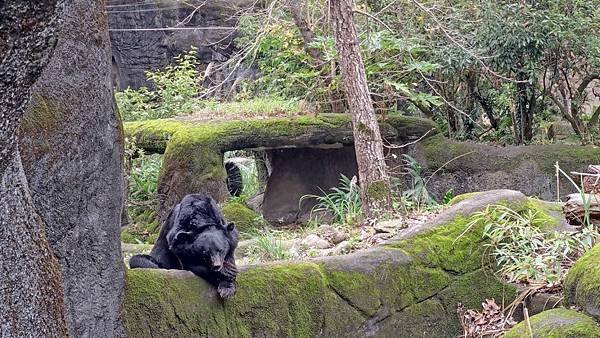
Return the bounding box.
[0,1,68,336]
[19,0,126,335]
[0,150,68,337]
[330,0,391,218]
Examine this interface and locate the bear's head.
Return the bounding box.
[171,224,235,271]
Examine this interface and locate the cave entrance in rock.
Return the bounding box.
[223,144,359,226]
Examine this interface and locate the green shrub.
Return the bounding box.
[116,47,201,121]
[301,174,362,226]
[245,229,290,262]
[464,204,598,284]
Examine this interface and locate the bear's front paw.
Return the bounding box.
[217,282,236,299]
[221,261,238,279]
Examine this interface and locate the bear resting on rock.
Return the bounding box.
[129,193,239,298]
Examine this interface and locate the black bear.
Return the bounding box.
[129,193,239,298]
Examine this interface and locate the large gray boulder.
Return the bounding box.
[19,0,125,336]
[123,190,567,337]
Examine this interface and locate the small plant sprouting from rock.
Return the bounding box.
[301,174,363,226]
[465,204,598,284]
[245,229,291,262]
[400,154,437,212]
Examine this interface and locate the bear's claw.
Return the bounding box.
[217,283,236,299]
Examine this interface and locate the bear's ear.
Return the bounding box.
[226,222,235,232]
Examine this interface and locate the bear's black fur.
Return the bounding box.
[129,193,239,298]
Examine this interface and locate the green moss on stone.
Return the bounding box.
[366,180,390,203]
[448,192,480,205]
[422,134,600,175]
[564,243,600,321]
[123,190,558,336]
[321,269,383,317]
[388,215,486,274]
[124,262,365,337]
[221,201,263,232]
[20,94,65,134]
[503,308,600,338]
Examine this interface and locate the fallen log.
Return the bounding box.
[570,165,600,194]
[563,193,600,225]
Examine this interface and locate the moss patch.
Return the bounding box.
[125,114,438,221]
[221,201,263,232]
[19,93,66,135]
[449,192,480,205]
[564,243,600,321]
[503,308,600,338]
[123,192,562,336]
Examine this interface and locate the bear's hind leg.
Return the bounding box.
[129,254,161,269]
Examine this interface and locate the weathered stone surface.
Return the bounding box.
[108,0,254,90]
[302,234,331,249]
[125,115,596,226]
[19,1,125,336]
[122,191,571,337]
[503,308,600,338]
[124,114,437,223]
[564,243,600,321]
[0,1,69,336]
[412,134,600,201]
[263,145,358,224]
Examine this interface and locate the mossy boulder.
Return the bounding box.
[125,114,437,222]
[221,201,263,232]
[564,243,600,321]
[503,308,600,338]
[415,134,600,201]
[123,190,565,337]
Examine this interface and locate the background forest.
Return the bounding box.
[117,0,599,146]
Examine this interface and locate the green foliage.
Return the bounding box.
[465,204,598,284]
[123,138,163,244]
[442,189,454,205]
[245,229,291,262]
[129,153,162,202]
[301,174,363,226]
[400,154,436,211]
[116,47,201,121]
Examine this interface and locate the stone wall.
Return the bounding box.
[108,0,253,90]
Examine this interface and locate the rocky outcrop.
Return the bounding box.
[503,308,600,338]
[123,190,565,336]
[108,0,253,90]
[125,114,597,226]
[125,114,436,223]
[19,1,125,336]
[413,134,599,201]
[564,243,600,321]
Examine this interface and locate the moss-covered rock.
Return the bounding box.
[416,134,600,201]
[124,114,438,222]
[221,201,263,233]
[564,243,600,321]
[123,190,558,337]
[503,308,600,338]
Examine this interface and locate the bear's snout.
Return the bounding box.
[210,255,223,271]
